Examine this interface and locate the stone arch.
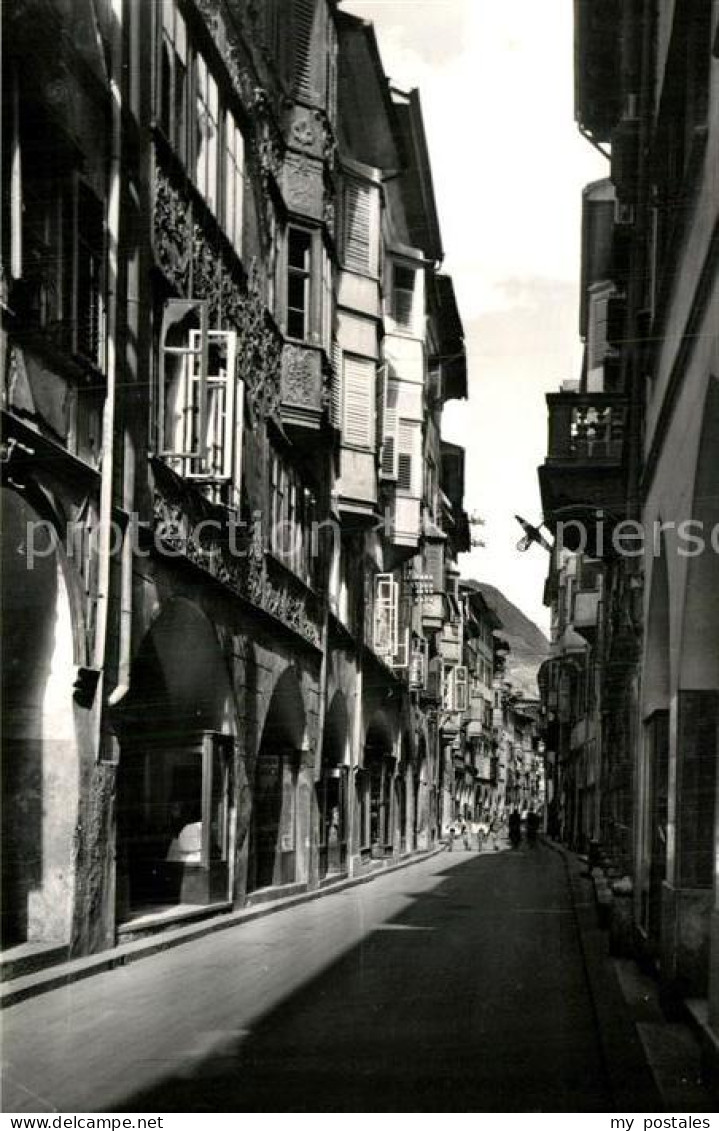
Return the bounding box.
[640,530,671,942]
[317,691,349,879]
[249,667,307,892]
[1,486,80,946]
[116,598,237,921]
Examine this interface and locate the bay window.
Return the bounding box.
[286,226,313,341]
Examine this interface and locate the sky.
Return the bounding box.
[344,0,607,633]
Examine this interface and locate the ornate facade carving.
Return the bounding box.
[151,461,321,648]
[282,345,322,408]
[153,155,282,429]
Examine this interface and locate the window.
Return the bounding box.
[159,0,188,160]
[373,573,398,658]
[409,637,428,690]
[223,111,244,255]
[195,56,219,211]
[391,264,416,329]
[19,141,105,368]
[159,301,243,507]
[286,226,312,340]
[342,178,379,276]
[342,354,375,449]
[442,665,468,712]
[269,451,316,586]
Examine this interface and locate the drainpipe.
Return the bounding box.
[93,0,123,750]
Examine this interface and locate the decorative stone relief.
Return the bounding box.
[281,345,322,409]
[283,154,323,220]
[151,461,321,648]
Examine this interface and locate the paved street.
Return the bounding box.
[3,845,614,1113]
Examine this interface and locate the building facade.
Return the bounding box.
[1,0,476,962]
[538,0,719,1057]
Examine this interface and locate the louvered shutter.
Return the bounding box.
[425,542,444,591]
[342,354,375,448]
[343,180,377,275]
[397,419,416,493]
[292,0,317,102]
[330,341,342,429]
[588,289,610,373]
[380,376,399,479]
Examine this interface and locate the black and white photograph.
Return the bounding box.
[1,0,718,1117]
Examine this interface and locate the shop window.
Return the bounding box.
[122,733,234,914]
[286,226,313,341]
[158,0,188,161]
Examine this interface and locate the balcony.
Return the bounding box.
[539,391,628,551]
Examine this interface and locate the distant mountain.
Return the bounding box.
[463,579,550,699]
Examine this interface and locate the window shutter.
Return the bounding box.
[397,419,416,493]
[425,541,444,591]
[343,180,377,275]
[292,0,317,102]
[330,341,342,429]
[455,666,468,712]
[442,664,455,711]
[588,290,610,373]
[159,299,208,459]
[342,354,375,448]
[379,375,399,479]
[393,627,410,669]
[374,573,398,657]
[409,637,428,689]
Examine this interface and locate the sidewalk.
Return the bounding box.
[545,838,716,1112]
[0,846,444,1011]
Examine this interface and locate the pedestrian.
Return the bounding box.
[461,819,470,851]
[447,822,456,852]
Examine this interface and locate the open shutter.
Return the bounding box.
[380,376,399,479]
[409,637,428,690]
[373,572,398,657]
[342,354,375,448]
[441,664,455,711]
[158,299,208,459]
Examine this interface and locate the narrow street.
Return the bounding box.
[2,845,617,1113]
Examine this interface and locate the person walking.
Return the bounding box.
[461,818,470,851]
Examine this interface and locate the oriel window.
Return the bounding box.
[286,226,312,341]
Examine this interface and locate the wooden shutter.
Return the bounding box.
[342,354,375,448]
[330,341,342,429]
[374,573,398,657]
[379,376,399,479]
[397,419,416,493]
[343,179,377,275]
[425,541,444,591]
[588,289,610,373]
[292,0,317,102]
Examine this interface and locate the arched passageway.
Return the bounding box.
[317,693,349,879]
[640,537,671,945]
[116,598,236,920]
[363,713,395,859]
[248,668,306,892]
[1,488,80,947]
